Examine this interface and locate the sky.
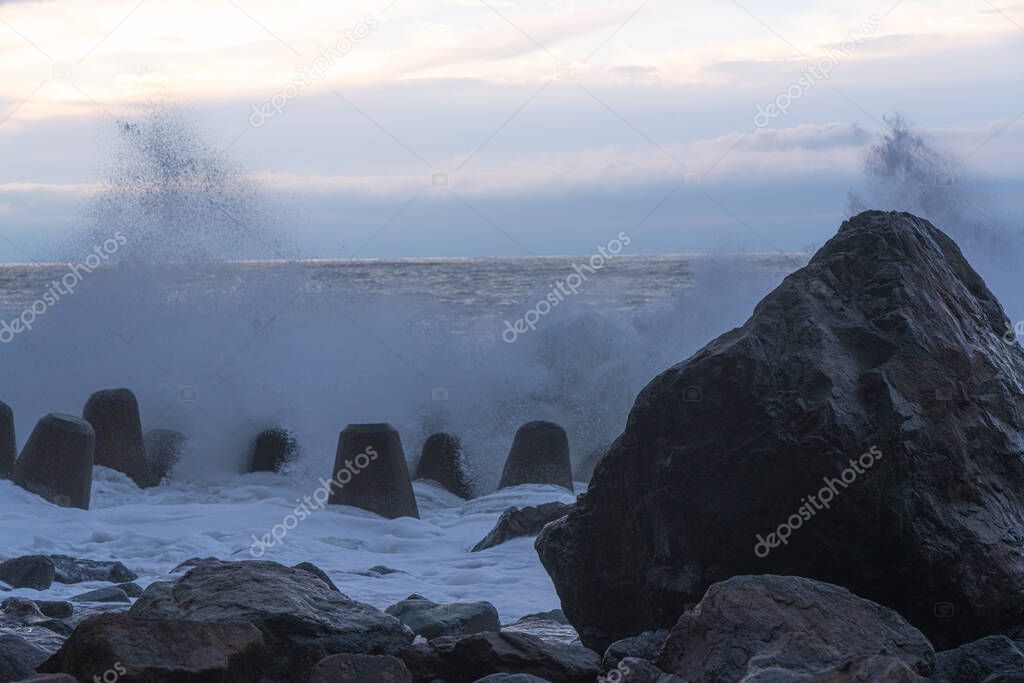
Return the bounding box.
[0,0,1022,260]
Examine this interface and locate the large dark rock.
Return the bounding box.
[0,401,14,479]
[0,634,49,682]
[11,414,94,509]
[601,630,669,671]
[128,559,413,683]
[499,421,572,491]
[416,432,473,499]
[38,613,264,682]
[71,587,130,603]
[385,595,500,639]
[83,388,156,488]
[249,427,298,473]
[656,575,934,681]
[308,653,412,683]
[143,428,186,482]
[329,424,419,519]
[49,555,137,584]
[473,502,574,552]
[537,211,1024,651]
[0,556,54,591]
[932,635,1024,682]
[399,631,600,683]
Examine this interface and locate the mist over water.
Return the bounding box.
[10,108,1016,492]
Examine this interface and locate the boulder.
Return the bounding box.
[656,575,934,681]
[809,656,928,682]
[601,630,669,671]
[70,587,130,603]
[308,653,412,683]
[128,559,413,683]
[0,400,14,479]
[292,562,340,592]
[249,427,298,473]
[34,601,73,619]
[931,635,1024,682]
[614,658,684,683]
[537,211,1024,651]
[499,422,572,491]
[385,595,501,639]
[0,634,49,682]
[49,555,137,584]
[11,414,94,509]
[0,556,54,591]
[116,582,143,598]
[399,631,600,683]
[142,428,186,481]
[83,388,156,488]
[415,433,473,499]
[328,424,419,519]
[38,613,264,682]
[473,502,573,552]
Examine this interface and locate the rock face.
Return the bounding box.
[39,613,264,682]
[0,400,14,479]
[249,427,298,473]
[416,433,473,499]
[143,428,186,481]
[308,653,412,683]
[399,631,600,683]
[499,421,572,491]
[932,635,1024,683]
[537,212,1024,651]
[0,556,54,590]
[128,560,413,683]
[83,388,156,488]
[0,634,50,682]
[49,555,137,584]
[656,575,934,681]
[473,502,574,552]
[329,424,419,519]
[12,414,94,509]
[385,595,501,639]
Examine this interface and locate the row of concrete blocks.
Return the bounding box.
[0,390,574,518]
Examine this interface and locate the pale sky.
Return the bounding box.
[0,0,1022,259]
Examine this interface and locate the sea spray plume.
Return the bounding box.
[849,114,1022,319]
[82,104,293,263]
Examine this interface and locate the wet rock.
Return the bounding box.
[399,631,600,683]
[10,675,77,682]
[657,575,934,681]
[473,502,573,552]
[83,388,155,488]
[415,433,473,499]
[0,556,54,591]
[0,401,14,479]
[931,635,1024,683]
[0,634,49,682]
[601,630,669,671]
[292,562,340,591]
[499,421,572,491]
[71,587,130,603]
[49,556,137,584]
[11,414,94,509]
[115,582,142,598]
[34,601,73,620]
[537,212,1024,651]
[809,656,927,682]
[249,427,298,473]
[308,653,412,683]
[128,559,413,683]
[329,424,419,519]
[142,428,186,482]
[516,610,568,625]
[385,595,500,639]
[38,613,264,682]
[614,658,684,683]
